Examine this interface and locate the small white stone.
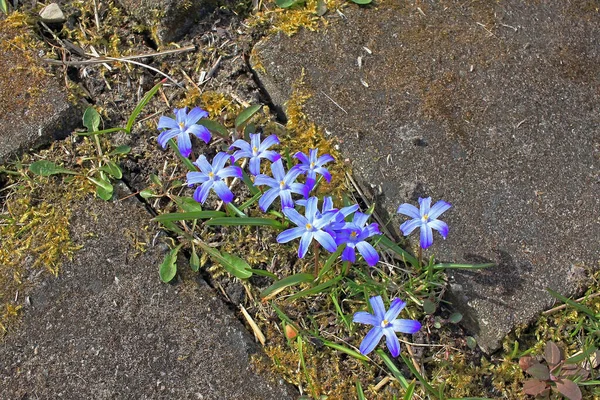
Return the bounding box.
[39,3,66,24]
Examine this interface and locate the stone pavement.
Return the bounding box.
[251,1,600,352]
[0,183,297,399]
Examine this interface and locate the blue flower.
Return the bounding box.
[335,212,381,266]
[292,149,334,196]
[254,159,305,212]
[276,197,338,258]
[397,197,451,249]
[186,152,242,204]
[353,296,421,357]
[157,107,212,158]
[229,133,281,175]
[295,196,358,238]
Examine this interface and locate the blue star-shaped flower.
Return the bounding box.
[335,212,381,266]
[186,152,242,204]
[292,149,334,196]
[157,107,212,158]
[397,197,451,249]
[276,197,338,259]
[353,296,421,357]
[254,159,305,212]
[229,133,281,175]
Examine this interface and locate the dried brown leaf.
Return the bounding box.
[545,341,562,367]
[523,379,548,396]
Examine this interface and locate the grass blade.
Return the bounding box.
[287,275,342,301]
[153,211,226,222]
[376,349,409,389]
[547,287,599,319]
[356,380,366,400]
[377,235,418,267]
[199,118,229,138]
[322,339,369,361]
[260,273,314,300]
[126,79,164,133]
[433,262,495,270]
[234,104,262,129]
[204,217,283,229]
[195,241,252,279]
[400,353,438,396]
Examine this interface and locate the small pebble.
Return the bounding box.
[39,3,66,24]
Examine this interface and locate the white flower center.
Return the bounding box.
[421,214,429,223]
[279,180,286,189]
[305,223,313,230]
[178,122,185,130]
[252,146,258,156]
[380,319,389,328]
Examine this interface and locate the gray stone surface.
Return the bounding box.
[0,183,297,399]
[0,21,82,165]
[119,0,212,43]
[252,1,600,352]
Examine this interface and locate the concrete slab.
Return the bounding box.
[0,183,297,399]
[251,1,600,352]
[0,16,82,165]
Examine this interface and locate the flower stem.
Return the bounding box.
[313,242,320,276]
[418,246,423,268]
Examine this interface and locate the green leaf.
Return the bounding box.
[403,381,417,400]
[150,174,162,186]
[96,185,113,201]
[88,175,113,192]
[351,0,372,3]
[204,217,284,229]
[190,249,200,272]
[139,188,155,199]
[77,127,127,137]
[287,275,342,301]
[153,211,226,222]
[159,244,181,283]
[377,235,419,267]
[316,0,327,16]
[423,299,436,314]
[448,312,463,324]
[195,241,252,279]
[248,269,278,279]
[466,336,477,350]
[400,353,438,396]
[376,349,409,389]
[433,262,495,270]
[526,363,550,380]
[83,107,101,132]
[29,160,77,176]
[100,161,122,179]
[176,197,203,212]
[260,273,314,300]
[108,145,131,155]
[234,104,262,129]
[546,287,599,319]
[355,380,366,400]
[322,339,368,361]
[126,79,164,133]
[0,0,9,14]
[565,346,598,364]
[317,245,345,281]
[275,0,296,8]
[199,118,229,138]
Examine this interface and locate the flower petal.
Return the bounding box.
[353,311,378,326]
[420,224,433,249]
[187,124,211,144]
[254,174,277,188]
[193,182,212,204]
[369,296,386,321]
[276,226,305,244]
[305,197,318,221]
[258,187,280,212]
[157,116,178,130]
[341,245,356,263]
[359,327,384,356]
[418,197,432,216]
[391,319,422,334]
[157,128,179,148]
[261,150,281,162]
[230,138,252,152]
[186,107,208,124]
[212,181,234,203]
[314,167,332,182]
[249,157,261,176]
[259,134,280,150]
[428,200,451,219]
[194,155,212,173]
[298,232,313,258]
[352,212,369,227]
[270,159,286,181]
[279,190,294,209]
[383,329,401,357]
[397,203,420,219]
[384,298,407,321]
[177,132,192,158]
[313,230,337,252]
[282,207,307,227]
[212,152,230,171]
[217,166,242,180]
[428,219,449,239]
[186,171,209,185]
[400,218,420,236]
[356,241,379,266]
[316,153,334,166]
[293,151,309,165]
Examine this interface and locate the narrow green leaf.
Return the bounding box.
[377,235,419,267]
[238,191,262,211]
[150,174,162,186]
[275,0,296,7]
[167,139,197,171]
[153,211,226,222]
[234,104,262,129]
[248,269,278,279]
[0,0,9,14]
[77,127,127,137]
[400,353,438,395]
[226,202,247,217]
[240,168,261,195]
[175,197,203,212]
[196,241,252,279]
[126,79,164,133]
[322,339,369,361]
[287,275,342,301]
[199,118,229,138]
[547,287,599,319]
[433,262,495,270]
[351,0,372,4]
[108,145,131,155]
[356,381,366,400]
[100,161,122,179]
[565,346,598,364]
[376,349,409,389]
[159,244,181,283]
[83,107,101,132]
[29,160,77,176]
[403,381,417,400]
[190,249,200,272]
[260,273,314,299]
[317,245,344,281]
[204,217,284,229]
